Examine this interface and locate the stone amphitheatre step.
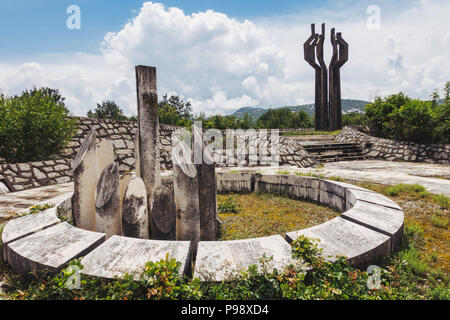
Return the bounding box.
[303,142,366,163]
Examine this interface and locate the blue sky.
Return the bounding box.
[0,1,448,116]
[0,0,350,57]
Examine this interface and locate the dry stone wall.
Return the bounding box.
[0,117,318,192]
[0,160,72,192]
[336,126,450,164]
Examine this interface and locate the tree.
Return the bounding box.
[159,94,193,118]
[0,87,77,163]
[342,112,367,126]
[365,90,449,144]
[87,100,129,121]
[256,108,313,129]
[158,94,193,126]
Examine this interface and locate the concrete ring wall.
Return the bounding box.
[2,172,404,282]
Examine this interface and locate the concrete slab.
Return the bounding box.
[342,201,404,252]
[216,172,255,194]
[1,207,60,245]
[346,188,402,211]
[81,235,192,280]
[296,160,450,196]
[286,217,391,268]
[0,183,73,220]
[4,222,106,274]
[194,235,298,282]
[319,190,345,212]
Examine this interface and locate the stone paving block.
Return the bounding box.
[4,222,106,275]
[342,201,404,252]
[216,172,255,193]
[319,190,345,212]
[286,176,320,201]
[346,188,402,210]
[286,217,390,268]
[1,208,60,245]
[194,235,299,282]
[320,180,347,198]
[81,236,192,280]
[255,174,291,195]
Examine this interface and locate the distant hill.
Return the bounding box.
[232,99,371,120]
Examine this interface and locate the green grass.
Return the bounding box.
[386,184,429,197]
[434,194,450,210]
[430,215,448,229]
[217,193,338,240]
[295,171,345,182]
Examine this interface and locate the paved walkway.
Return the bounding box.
[274,160,450,196]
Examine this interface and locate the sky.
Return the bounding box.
[0,0,449,117]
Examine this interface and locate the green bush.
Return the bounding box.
[218,196,241,214]
[87,100,134,121]
[342,112,367,126]
[365,90,449,143]
[0,87,77,163]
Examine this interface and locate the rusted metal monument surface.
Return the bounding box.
[304,23,348,131]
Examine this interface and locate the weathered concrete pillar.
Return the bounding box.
[136,65,161,237]
[95,162,121,238]
[135,65,161,197]
[122,177,149,239]
[150,185,176,240]
[192,125,217,241]
[172,130,201,244]
[96,139,114,177]
[72,128,98,231]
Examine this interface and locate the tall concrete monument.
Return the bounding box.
[304,23,348,131]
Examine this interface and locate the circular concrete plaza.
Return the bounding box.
[1,167,407,282]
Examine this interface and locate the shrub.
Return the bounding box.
[87,100,132,121]
[342,112,367,126]
[0,87,77,163]
[433,194,449,210]
[218,196,241,214]
[365,91,448,143]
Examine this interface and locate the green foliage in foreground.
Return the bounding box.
[0,87,77,163]
[2,230,448,300]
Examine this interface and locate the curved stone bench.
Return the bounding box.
[2,171,404,282]
[194,235,299,282]
[80,235,192,280]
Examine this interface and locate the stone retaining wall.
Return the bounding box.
[0,160,72,192]
[0,118,318,192]
[336,126,450,164]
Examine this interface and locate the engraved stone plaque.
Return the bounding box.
[81,235,191,279]
[194,235,298,282]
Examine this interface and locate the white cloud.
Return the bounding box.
[0,0,449,117]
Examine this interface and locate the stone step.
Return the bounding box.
[318,156,367,163]
[303,142,366,163]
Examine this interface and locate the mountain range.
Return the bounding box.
[231,99,371,119]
